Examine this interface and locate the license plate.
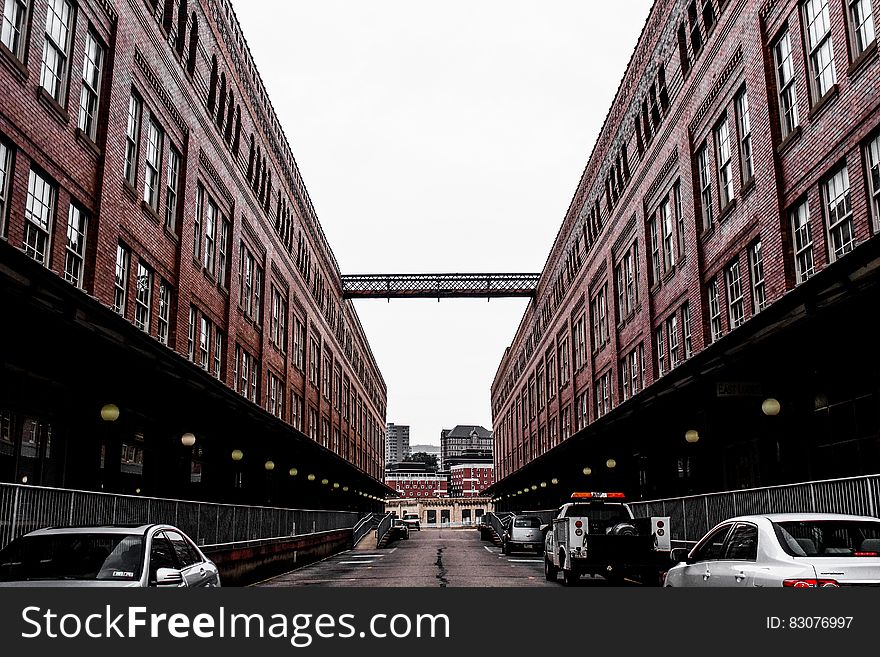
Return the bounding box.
[524,544,533,549]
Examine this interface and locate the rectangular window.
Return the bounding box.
[291,394,303,431]
[203,193,216,275]
[217,217,229,288]
[24,169,55,265]
[735,89,753,182]
[125,94,142,186]
[270,287,288,353]
[239,243,263,322]
[558,337,569,386]
[114,244,130,316]
[649,215,661,284]
[774,31,800,137]
[708,278,723,342]
[309,337,320,387]
[40,0,74,103]
[620,357,631,401]
[64,204,87,288]
[1,0,29,59]
[213,328,223,379]
[536,366,545,410]
[823,167,855,260]
[267,373,282,419]
[573,315,586,371]
[867,133,880,233]
[675,183,686,260]
[323,353,332,400]
[591,286,608,349]
[667,314,680,368]
[697,143,713,229]
[683,302,693,359]
[157,279,171,345]
[165,147,180,232]
[715,116,733,208]
[143,119,163,210]
[848,0,876,56]
[293,316,305,371]
[803,0,837,99]
[334,365,342,410]
[595,372,612,419]
[134,261,153,332]
[791,201,815,283]
[199,315,211,370]
[188,306,197,362]
[0,141,10,234]
[656,325,666,377]
[749,240,766,313]
[726,260,745,330]
[78,31,104,140]
[661,196,676,270]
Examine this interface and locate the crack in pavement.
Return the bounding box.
[435,547,448,587]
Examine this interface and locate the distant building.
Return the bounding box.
[409,444,440,458]
[385,462,447,499]
[385,423,411,465]
[449,463,494,498]
[440,425,493,470]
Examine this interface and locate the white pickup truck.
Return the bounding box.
[544,492,672,586]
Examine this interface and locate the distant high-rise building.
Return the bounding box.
[440,425,492,470]
[386,423,411,464]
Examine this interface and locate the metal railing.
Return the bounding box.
[352,513,379,546]
[485,512,513,538]
[629,474,880,544]
[375,512,394,546]
[0,483,359,549]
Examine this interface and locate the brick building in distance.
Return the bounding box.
[490,0,880,507]
[0,0,389,507]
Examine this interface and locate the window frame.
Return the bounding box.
[847,0,876,58]
[1,0,31,60]
[802,0,837,101]
[78,30,104,141]
[40,0,75,104]
[64,202,87,289]
[822,166,855,261]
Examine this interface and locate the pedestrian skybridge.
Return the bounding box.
[341,273,541,300]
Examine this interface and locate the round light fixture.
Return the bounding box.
[289,468,298,477]
[21,476,28,484]
[264,460,275,471]
[333,483,340,489]
[551,478,559,485]
[540,482,547,488]
[321,478,329,485]
[342,486,349,492]
[100,404,120,422]
[531,485,538,491]
[231,449,244,462]
[685,430,700,444]
[307,474,316,481]
[583,467,592,476]
[606,459,617,469]
[762,398,781,416]
[181,433,196,447]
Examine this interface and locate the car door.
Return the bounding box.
[165,530,214,587]
[147,531,180,586]
[676,524,734,587]
[711,522,760,587]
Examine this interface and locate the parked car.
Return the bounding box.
[502,515,545,555]
[401,512,421,531]
[0,524,221,587]
[389,518,410,541]
[664,513,880,587]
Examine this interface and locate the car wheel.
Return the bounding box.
[544,556,557,581]
[563,569,579,586]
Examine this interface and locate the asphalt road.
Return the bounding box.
[256,528,640,587]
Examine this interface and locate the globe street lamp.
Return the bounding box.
[100,404,120,422]
[685,430,700,444]
[181,433,196,447]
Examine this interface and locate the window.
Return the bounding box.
[270,287,288,353]
[187,305,196,361]
[708,277,723,342]
[334,365,342,410]
[823,167,854,260]
[573,315,586,371]
[688,1,703,54]
[157,279,171,345]
[791,201,815,283]
[323,352,332,400]
[293,316,305,371]
[558,336,569,387]
[291,393,303,431]
[749,240,766,313]
[697,143,713,229]
[691,524,733,562]
[217,217,229,288]
[735,89,753,182]
[595,371,612,419]
[656,325,666,377]
[1,0,29,59]
[0,140,10,233]
[239,243,263,322]
[591,286,608,350]
[134,261,153,332]
[202,190,216,275]
[867,135,880,233]
[848,0,876,56]
[125,94,142,186]
[546,353,556,401]
[78,32,104,140]
[24,170,55,265]
[309,337,320,387]
[715,116,733,209]
[233,345,258,403]
[724,523,759,561]
[773,30,800,137]
[803,0,837,100]
[648,215,661,284]
[661,196,676,270]
[165,148,180,232]
[726,260,745,330]
[667,314,680,369]
[675,183,686,259]
[199,315,211,370]
[267,372,283,419]
[214,330,225,378]
[143,120,164,210]
[114,244,130,316]
[40,0,74,103]
[64,204,87,288]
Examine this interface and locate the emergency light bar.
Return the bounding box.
[570,492,626,500]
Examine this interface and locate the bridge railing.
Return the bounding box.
[629,474,880,544]
[0,483,360,549]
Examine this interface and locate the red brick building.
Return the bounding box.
[490,0,880,506]
[0,0,388,507]
[449,463,494,498]
[386,472,448,499]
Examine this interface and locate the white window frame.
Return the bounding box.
[157,279,171,345]
[791,201,815,283]
[661,196,676,270]
[199,315,211,371]
[715,115,734,209]
[803,0,837,100]
[40,0,74,103]
[656,325,666,377]
[24,169,55,265]
[726,260,745,330]
[708,278,723,342]
[774,30,800,137]
[114,243,130,316]
[667,314,680,368]
[848,0,876,57]
[187,306,197,361]
[213,327,223,379]
[682,302,693,359]
[143,119,163,210]
[697,143,714,229]
[64,203,87,288]
[867,133,880,233]
[0,140,10,235]
[134,261,153,332]
[749,240,767,313]
[823,167,855,260]
[649,215,661,284]
[735,88,753,182]
[165,147,180,232]
[1,0,30,59]
[125,94,142,186]
[78,31,104,140]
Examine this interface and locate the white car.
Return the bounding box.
[664,513,880,587]
[0,524,221,587]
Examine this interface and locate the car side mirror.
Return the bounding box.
[153,568,184,587]
[670,548,691,564]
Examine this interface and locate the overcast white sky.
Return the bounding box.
[231,0,654,446]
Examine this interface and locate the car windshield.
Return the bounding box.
[514,517,541,528]
[773,520,880,558]
[0,533,145,582]
[563,504,630,522]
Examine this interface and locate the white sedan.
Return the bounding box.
[664,513,880,587]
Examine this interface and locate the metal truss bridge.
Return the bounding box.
[341,273,541,299]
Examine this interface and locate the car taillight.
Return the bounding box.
[575,521,583,529]
[783,579,840,588]
[854,552,878,557]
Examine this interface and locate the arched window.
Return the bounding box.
[162,0,175,33]
[217,73,227,130]
[187,14,199,74]
[208,55,218,112]
[176,0,188,55]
